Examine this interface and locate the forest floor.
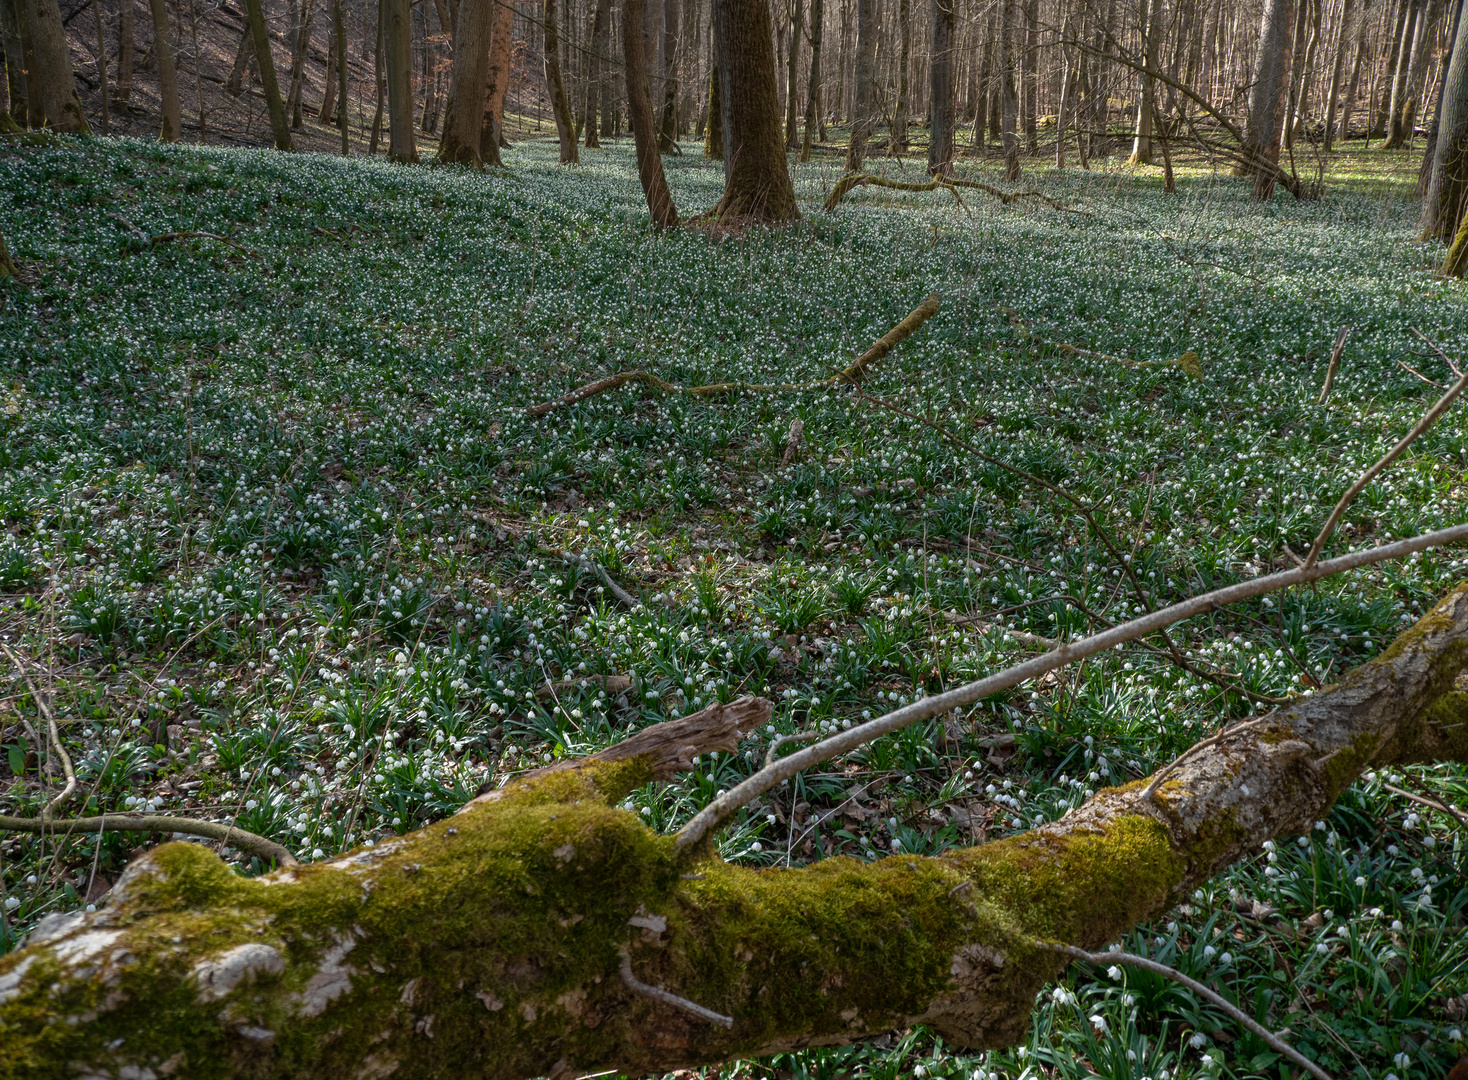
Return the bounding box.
[1,135,1466,1080]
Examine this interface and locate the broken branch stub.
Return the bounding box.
[4,589,1468,1077]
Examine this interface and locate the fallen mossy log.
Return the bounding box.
[4,584,1468,1079]
[822,172,1078,215]
[525,292,941,417]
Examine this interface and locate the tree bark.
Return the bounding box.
[1020,0,1037,152]
[1128,0,1159,164]
[1,0,31,124]
[657,0,678,150]
[368,2,385,153]
[711,0,799,222]
[384,0,418,160]
[1423,0,1468,236]
[1240,0,1295,195]
[111,0,132,107]
[287,0,317,129]
[584,0,609,146]
[999,0,1019,180]
[439,0,492,162]
[1338,0,1371,141]
[798,0,821,160]
[334,0,347,151]
[480,0,513,154]
[845,0,874,168]
[1386,0,1422,145]
[892,0,908,147]
[1418,0,1463,192]
[243,0,294,149]
[6,589,1468,1079]
[21,0,90,131]
[545,0,580,160]
[624,0,678,224]
[320,23,338,121]
[784,0,800,146]
[927,0,954,176]
[704,61,722,156]
[1324,0,1358,148]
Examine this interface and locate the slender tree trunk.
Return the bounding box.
[1055,15,1073,167]
[799,0,821,159]
[383,0,418,158]
[584,0,608,145]
[22,0,91,131]
[1423,0,1468,235]
[1020,0,1036,152]
[1418,0,1463,191]
[113,0,132,106]
[1405,0,1447,133]
[1287,0,1321,146]
[1000,0,1019,179]
[368,0,385,152]
[334,0,347,150]
[543,0,580,160]
[288,0,316,128]
[225,22,253,95]
[482,0,513,151]
[892,0,909,147]
[657,0,678,150]
[94,0,110,133]
[705,61,722,155]
[1324,0,1358,148]
[439,0,491,162]
[784,0,801,145]
[1240,0,1295,194]
[243,0,294,148]
[1386,0,1421,144]
[1338,0,1371,140]
[1373,0,1410,136]
[712,0,798,221]
[927,0,954,174]
[321,24,339,120]
[1128,0,1159,164]
[845,0,875,168]
[625,0,679,223]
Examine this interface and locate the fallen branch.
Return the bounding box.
[0,811,297,866]
[822,172,1077,215]
[1317,326,1349,404]
[0,640,76,819]
[525,293,941,417]
[108,213,258,258]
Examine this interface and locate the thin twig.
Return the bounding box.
[1317,325,1349,404]
[618,947,733,1028]
[0,812,297,866]
[0,641,76,820]
[1381,781,1468,826]
[1037,942,1335,1080]
[765,728,822,768]
[1305,367,1468,566]
[1412,326,1466,378]
[671,523,1468,854]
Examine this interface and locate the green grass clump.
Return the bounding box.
[0,135,1464,1079]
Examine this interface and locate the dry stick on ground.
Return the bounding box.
[822,172,1078,215]
[673,521,1468,853]
[0,641,76,819]
[108,214,258,258]
[1038,943,1335,1080]
[1317,325,1350,404]
[1381,781,1468,826]
[524,293,942,417]
[1413,326,1467,378]
[1305,365,1468,567]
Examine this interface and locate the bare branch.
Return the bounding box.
[619,948,733,1028]
[0,811,298,866]
[0,640,76,819]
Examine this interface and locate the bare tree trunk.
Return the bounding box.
[113,0,132,106]
[892,0,908,146]
[1338,0,1372,140]
[545,0,580,160]
[584,0,608,145]
[368,0,385,152]
[784,0,801,145]
[1386,0,1421,143]
[1417,0,1462,191]
[481,0,513,151]
[439,0,491,162]
[320,23,338,120]
[1,0,30,125]
[1000,0,1019,178]
[1324,0,1358,148]
[657,0,678,150]
[243,0,294,148]
[927,0,954,174]
[6,591,1468,1080]
[625,0,679,223]
[22,0,91,131]
[225,23,253,95]
[799,0,821,159]
[1020,0,1036,151]
[1423,0,1468,235]
[383,0,418,159]
[1128,0,1159,164]
[711,0,798,221]
[1055,13,1073,167]
[705,61,722,155]
[287,0,317,128]
[1240,0,1295,195]
[845,0,875,168]
[1373,0,1410,136]
[334,0,347,150]
[94,0,111,132]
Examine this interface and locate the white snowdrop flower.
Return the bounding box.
[1202,945,1216,959]
[3,897,18,911]
[1315,942,1329,954]
[1107,965,1121,980]
[751,841,763,852]
[1386,1073,1401,1080]
[1088,1014,1109,1034]
[1355,876,1367,887]
[1392,920,1404,932]
[1393,1053,1411,1069]
[1189,1032,1208,1049]
[311,848,325,859]
[1448,1027,1462,1041]
[913,1066,926,1077]
[1297,836,1310,848]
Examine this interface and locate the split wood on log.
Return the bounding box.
[3,581,1468,1078]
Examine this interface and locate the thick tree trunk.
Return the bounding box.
[1020,0,1036,152]
[384,0,418,160]
[845,0,874,169]
[147,0,181,140]
[784,0,800,146]
[1240,0,1295,196]
[243,0,294,149]
[999,0,1019,180]
[21,0,90,131]
[545,0,580,161]
[704,62,722,156]
[1418,0,1463,192]
[624,0,678,224]
[926,0,954,176]
[1128,0,1159,164]
[712,0,799,222]
[799,0,821,160]
[657,0,678,150]
[584,0,609,146]
[1423,0,1468,237]
[441,0,489,162]
[480,0,513,153]
[1,0,31,124]
[6,590,1468,1079]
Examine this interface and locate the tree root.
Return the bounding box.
[525,292,941,417]
[822,171,1079,215]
